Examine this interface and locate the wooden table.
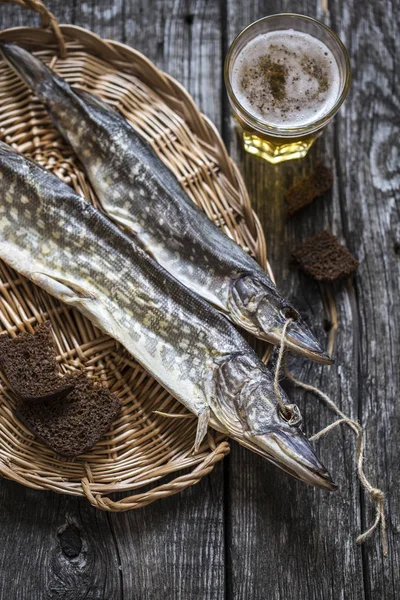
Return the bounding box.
[0,2,398,599]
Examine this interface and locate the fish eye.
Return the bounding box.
[278,406,293,422]
[278,404,302,427]
[279,305,299,321]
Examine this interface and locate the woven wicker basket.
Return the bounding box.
[0,0,272,510]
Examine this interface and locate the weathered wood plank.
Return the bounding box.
[0,15,125,600]
[108,474,225,600]
[0,2,75,29]
[0,10,122,600]
[0,2,225,599]
[223,0,398,598]
[74,0,126,43]
[109,3,225,597]
[0,480,122,600]
[329,1,400,597]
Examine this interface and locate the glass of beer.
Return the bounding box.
[224,14,351,164]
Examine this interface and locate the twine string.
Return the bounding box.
[273,318,293,420]
[276,319,388,557]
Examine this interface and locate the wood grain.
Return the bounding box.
[0,0,398,598]
[330,1,400,597]
[0,480,122,599]
[225,1,399,599]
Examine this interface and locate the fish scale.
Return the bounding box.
[0,140,335,490]
[0,143,233,407]
[0,42,333,365]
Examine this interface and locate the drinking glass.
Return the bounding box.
[224,14,351,164]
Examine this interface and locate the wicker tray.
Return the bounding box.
[0,0,272,510]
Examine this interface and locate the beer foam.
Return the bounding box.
[232,29,341,127]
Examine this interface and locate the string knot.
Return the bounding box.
[371,488,384,502]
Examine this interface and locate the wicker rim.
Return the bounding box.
[0,0,272,510]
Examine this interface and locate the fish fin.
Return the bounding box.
[31,272,97,302]
[73,87,119,115]
[191,407,210,455]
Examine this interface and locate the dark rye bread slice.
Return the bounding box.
[292,230,359,281]
[0,321,74,403]
[16,373,121,457]
[286,163,333,218]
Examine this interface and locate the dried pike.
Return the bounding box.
[0,42,332,365]
[0,141,335,490]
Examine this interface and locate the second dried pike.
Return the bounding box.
[0,141,335,490]
[1,43,331,365]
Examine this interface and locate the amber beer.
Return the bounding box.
[225,15,351,164]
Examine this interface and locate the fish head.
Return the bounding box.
[239,378,336,490]
[230,274,333,364]
[212,356,336,491]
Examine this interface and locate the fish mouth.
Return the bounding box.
[267,317,333,365]
[229,274,333,365]
[238,428,337,491]
[230,277,333,364]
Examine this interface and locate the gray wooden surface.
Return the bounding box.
[0,1,398,599]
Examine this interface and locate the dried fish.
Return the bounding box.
[0,141,335,490]
[0,43,332,365]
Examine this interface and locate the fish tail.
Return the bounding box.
[1,43,52,94]
[0,43,82,142]
[0,42,73,111]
